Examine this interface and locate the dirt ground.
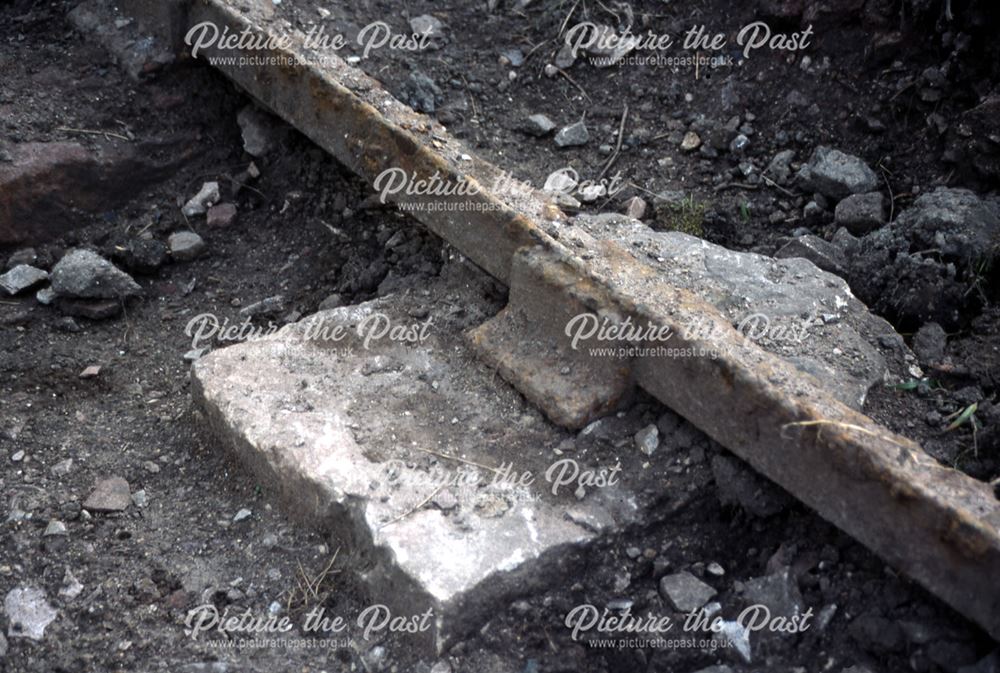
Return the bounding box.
[1,1,998,672]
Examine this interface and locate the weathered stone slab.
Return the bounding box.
[574,214,898,410]
[191,265,676,652]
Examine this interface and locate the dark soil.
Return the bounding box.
[0,1,998,673]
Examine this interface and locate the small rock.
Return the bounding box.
[233,508,252,522]
[240,294,285,317]
[83,477,131,512]
[79,365,101,379]
[119,239,168,274]
[520,114,556,137]
[796,146,879,201]
[634,424,659,455]
[168,232,206,262]
[318,293,343,311]
[4,587,57,640]
[624,196,647,220]
[43,520,68,537]
[658,571,717,612]
[0,265,48,295]
[50,458,73,476]
[131,490,148,507]
[744,566,805,619]
[775,235,847,276]
[35,287,55,305]
[403,71,442,113]
[554,121,589,148]
[237,106,280,158]
[766,149,796,184]
[409,14,444,38]
[706,562,725,576]
[912,322,947,366]
[5,248,37,271]
[181,181,221,217]
[11,450,24,462]
[143,461,161,474]
[834,192,885,234]
[50,249,141,299]
[206,203,237,228]
[432,489,458,511]
[184,348,208,362]
[680,131,702,152]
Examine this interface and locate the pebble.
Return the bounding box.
[624,196,647,220]
[634,424,659,456]
[181,181,221,217]
[79,365,101,379]
[554,121,589,148]
[318,293,343,311]
[4,587,57,640]
[240,294,285,317]
[83,477,131,512]
[520,114,556,137]
[409,14,444,38]
[658,571,717,612]
[233,508,252,522]
[50,458,73,476]
[207,203,237,228]
[0,265,48,295]
[131,490,148,507]
[169,232,207,262]
[143,461,161,474]
[11,450,24,462]
[706,562,725,576]
[680,131,701,152]
[35,287,55,305]
[43,520,68,537]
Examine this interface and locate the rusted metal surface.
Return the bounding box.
[116,0,1000,639]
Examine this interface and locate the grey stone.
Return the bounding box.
[4,587,57,640]
[318,293,344,311]
[624,196,647,220]
[576,214,904,410]
[844,188,1000,329]
[83,477,131,512]
[711,454,790,518]
[744,566,805,619]
[912,322,947,366]
[181,181,220,217]
[0,631,6,658]
[409,15,444,38]
[774,235,847,277]
[43,520,67,537]
[766,149,796,184]
[634,424,659,455]
[191,270,674,653]
[5,248,37,271]
[520,114,556,137]
[404,72,442,114]
[796,146,879,200]
[50,249,141,299]
[835,192,885,234]
[0,265,48,295]
[658,571,717,612]
[554,121,589,148]
[240,294,285,318]
[169,231,206,262]
[237,106,279,158]
[119,239,168,274]
[35,287,55,305]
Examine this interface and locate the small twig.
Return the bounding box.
[558,0,580,39]
[411,446,501,473]
[380,485,443,529]
[598,104,628,181]
[878,160,895,222]
[56,126,130,141]
[761,174,795,197]
[713,182,758,192]
[556,68,591,101]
